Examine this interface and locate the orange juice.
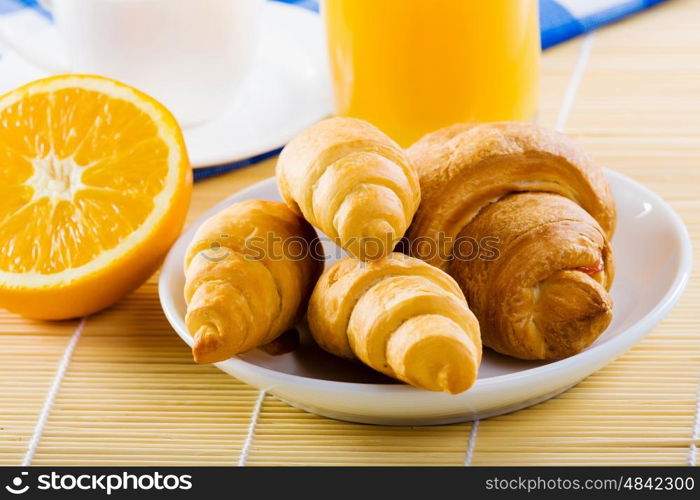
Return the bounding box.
[323,0,540,146]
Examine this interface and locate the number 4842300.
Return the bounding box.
[623,476,694,491]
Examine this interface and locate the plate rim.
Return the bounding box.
[189,1,331,168]
[158,169,693,395]
[0,1,330,169]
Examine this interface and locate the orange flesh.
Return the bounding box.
[0,88,169,275]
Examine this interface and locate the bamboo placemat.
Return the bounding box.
[1,0,698,467]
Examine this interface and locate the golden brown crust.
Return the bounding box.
[449,193,614,359]
[407,121,616,269]
[405,122,616,360]
[307,253,482,394]
[276,117,421,261]
[184,200,323,363]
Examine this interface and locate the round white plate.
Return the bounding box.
[158,172,692,425]
[0,1,331,168]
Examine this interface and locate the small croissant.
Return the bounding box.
[276,117,421,261]
[307,253,482,394]
[184,200,323,363]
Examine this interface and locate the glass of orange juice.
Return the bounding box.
[322,0,540,146]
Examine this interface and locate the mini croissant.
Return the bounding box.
[276,117,421,261]
[307,253,482,394]
[184,200,323,363]
[406,122,616,360]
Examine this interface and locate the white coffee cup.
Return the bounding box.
[0,0,264,126]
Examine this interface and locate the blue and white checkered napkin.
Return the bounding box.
[0,0,46,19]
[538,0,669,48]
[277,0,669,48]
[0,0,671,54]
[0,0,669,179]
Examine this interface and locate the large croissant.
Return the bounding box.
[307,253,482,394]
[184,200,323,363]
[276,117,421,261]
[406,122,616,360]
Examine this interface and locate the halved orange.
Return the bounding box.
[0,75,192,319]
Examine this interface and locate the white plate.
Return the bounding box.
[0,1,332,168]
[158,171,692,425]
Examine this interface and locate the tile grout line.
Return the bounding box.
[687,374,700,466]
[555,33,595,132]
[463,33,595,466]
[22,316,86,466]
[464,420,480,466]
[237,389,267,466]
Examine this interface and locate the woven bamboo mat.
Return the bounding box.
[1,0,699,466]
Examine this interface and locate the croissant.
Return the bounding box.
[184,200,323,363]
[307,253,482,394]
[276,117,421,261]
[405,122,616,360]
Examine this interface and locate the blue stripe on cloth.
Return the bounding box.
[539,0,586,49]
[0,0,49,17]
[280,0,671,50]
[275,0,319,13]
[577,0,668,32]
[151,0,672,179]
[193,148,283,182]
[0,0,672,55]
[0,0,26,15]
[0,0,671,180]
[542,0,669,48]
[180,0,315,179]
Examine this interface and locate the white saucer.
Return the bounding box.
[0,2,332,168]
[158,172,692,425]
